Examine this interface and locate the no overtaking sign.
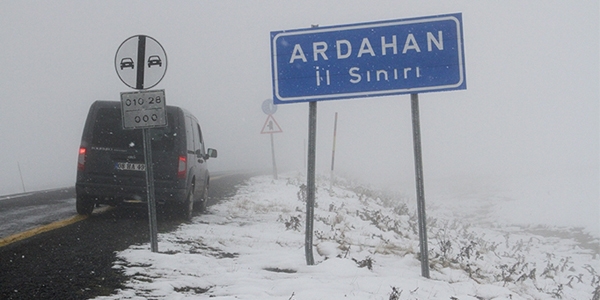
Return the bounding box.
[115,35,167,90]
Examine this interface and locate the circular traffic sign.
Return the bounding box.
[262,99,277,115]
[115,35,167,90]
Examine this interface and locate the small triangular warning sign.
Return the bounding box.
[261,115,283,134]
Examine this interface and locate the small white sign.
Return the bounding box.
[121,89,167,129]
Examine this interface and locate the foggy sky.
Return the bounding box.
[1,0,598,217]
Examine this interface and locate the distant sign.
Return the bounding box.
[261,99,278,115]
[121,89,167,129]
[270,13,466,104]
[261,115,283,134]
[115,35,167,90]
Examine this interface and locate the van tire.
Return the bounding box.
[181,187,194,221]
[198,183,208,213]
[76,196,94,215]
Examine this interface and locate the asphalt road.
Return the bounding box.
[0,172,253,300]
[0,188,76,240]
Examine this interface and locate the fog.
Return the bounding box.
[0,1,598,231]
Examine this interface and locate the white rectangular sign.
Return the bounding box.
[120,89,167,129]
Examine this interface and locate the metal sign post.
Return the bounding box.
[116,35,168,253]
[142,128,159,252]
[270,133,278,180]
[305,101,317,265]
[330,112,338,191]
[411,93,429,278]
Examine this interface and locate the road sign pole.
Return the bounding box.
[135,35,146,90]
[17,162,26,193]
[305,101,317,266]
[270,132,278,180]
[410,93,429,278]
[329,112,338,190]
[143,128,159,253]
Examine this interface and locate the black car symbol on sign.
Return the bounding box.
[120,58,134,70]
[148,55,162,68]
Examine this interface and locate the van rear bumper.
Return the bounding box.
[76,182,187,206]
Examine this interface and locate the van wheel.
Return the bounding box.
[182,187,194,221]
[198,184,208,213]
[76,196,94,215]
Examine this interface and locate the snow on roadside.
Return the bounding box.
[95,173,600,299]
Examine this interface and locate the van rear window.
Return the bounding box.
[91,108,176,151]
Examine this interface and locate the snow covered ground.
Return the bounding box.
[95,172,599,299]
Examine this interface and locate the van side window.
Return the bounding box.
[195,124,205,156]
[148,114,175,152]
[186,116,195,151]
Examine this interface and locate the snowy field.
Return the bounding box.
[95,172,599,299]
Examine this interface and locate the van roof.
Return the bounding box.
[91,100,196,119]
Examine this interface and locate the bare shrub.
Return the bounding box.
[352,256,374,270]
[388,286,402,300]
[278,214,302,231]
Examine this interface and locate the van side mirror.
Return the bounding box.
[207,148,217,159]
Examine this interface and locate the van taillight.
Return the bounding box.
[177,156,187,178]
[78,147,86,171]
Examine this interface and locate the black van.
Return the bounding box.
[76,100,217,220]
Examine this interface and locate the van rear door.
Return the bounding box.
[85,106,180,185]
[86,107,146,183]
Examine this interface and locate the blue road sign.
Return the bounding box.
[270,13,466,104]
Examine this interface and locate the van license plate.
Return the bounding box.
[115,162,146,171]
